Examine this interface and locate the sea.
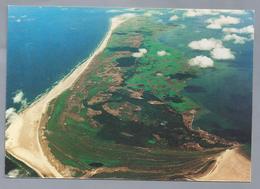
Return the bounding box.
[7,6,114,110]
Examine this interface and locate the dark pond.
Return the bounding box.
[116,57,137,67]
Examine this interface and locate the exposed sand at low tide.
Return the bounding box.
[5,13,135,178]
[195,147,251,182]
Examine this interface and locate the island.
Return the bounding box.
[5,10,252,181]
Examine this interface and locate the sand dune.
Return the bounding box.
[5,13,135,178]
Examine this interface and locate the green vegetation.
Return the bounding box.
[44,16,228,180]
[47,90,70,130]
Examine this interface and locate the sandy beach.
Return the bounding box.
[5,13,135,178]
[195,147,251,182]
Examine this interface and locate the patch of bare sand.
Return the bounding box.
[195,147,251,182]
[5,13,136,178]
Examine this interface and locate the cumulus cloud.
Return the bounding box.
[132,48,148,58]
[184,9,219,17]
[150,10,164,15]
[132,52,143,58]
[222,25,254,34]
[13,90,27,107]
[169,15,179,21]
[144,12,153,17]
[210,47,235,60]
[107,9,124,13]
[223,34,248,44]
[144,10,163,17]
[139,48,148,54]
[188,56,214,68]
[215,9,246,15]
[250,33,254,40]
[7,169,20,178]
[188,38,223,51]
[183,9,246,17]
[13,91,24,103]
[5,107,18,126]
[188,37,236,60]
[6,107,16,120]
[206,15,240,29]
[125,8,140,12]
[157,50,169,56]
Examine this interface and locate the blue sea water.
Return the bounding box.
[7,6,113,110]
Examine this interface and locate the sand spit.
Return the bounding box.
[195,147,251,182]
[5,13,135,178]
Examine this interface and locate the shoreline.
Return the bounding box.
[5,13,135,178]
[183,109,251,182]
[194,147,251,182]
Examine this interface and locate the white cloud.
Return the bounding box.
[210,47,235,60]
[223,34,248,44]
[5,107,16,119]
[250,33,254,40]
[223,25,254,34]
[168,9,176,14]
[5,107,18,126]
[188,56,214,68]
[240,25,254,34]
[215,9,246,15]
[132,52,144,58]
[13,91,24,103]
[157,50,169,56]
[107,9,124,13]
[150,10,164,15]
[125,8,140,12]
[7,169,20,178]
[206,15,240,29]
[132,48,148,58]
[188,38,223,51]
[144,10,163,17]
[13,90,27,107]
[184,9,219,17]
[206,23,223,29]
[144,12,153,17]
[139,48,148,54]
[169,15,179,21]
[16,19,21,23]
[183,9,246,17]
[188,37,236,60]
